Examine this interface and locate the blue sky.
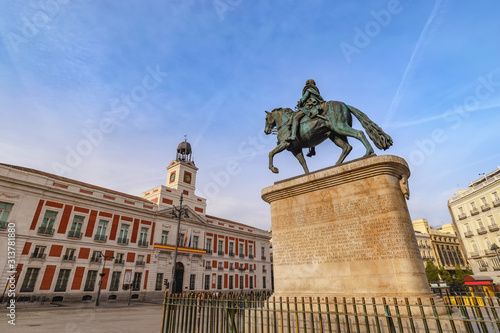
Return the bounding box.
[1,0,499,230]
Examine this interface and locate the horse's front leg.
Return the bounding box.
[292,148,309,174]
[269,142,290,174]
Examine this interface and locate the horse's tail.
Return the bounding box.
[347,105,393,150]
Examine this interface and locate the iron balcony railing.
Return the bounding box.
[94,234,107,242]
[239,253,245,258]
[229,266,234,271]
[261,256,266,260]
[218,250,224,256]
[481,204,491,211]
[67,230,82,239]
[470,208,479,216]
[37,226,54,235]
[117,237,129,245]
[90,257,102,263]
[114,259,125,265]
[238,266,246,271]
[205,263,212,269]
[458,213,467,220]
[206,249,213,254]
[489,224,500,232]
[218,266,224,271]
[62,255,75,261]
[138,240,149,247]
[229,252,235,257]
[493,199,500,207]
[249,254,254,259]
[136,261,145,266]
[477,227,487,235]
[464,230,474,238]
[30,253,46,260]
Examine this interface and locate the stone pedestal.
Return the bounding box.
[262,155,434,301]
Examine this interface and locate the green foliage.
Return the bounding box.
[438,266,454,286]
[454,265,467,288]
[425,261,440,283]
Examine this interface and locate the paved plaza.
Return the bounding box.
[0,302,163,333]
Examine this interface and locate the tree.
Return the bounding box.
[425,261,440,283]
[454,265,467,288]
[438,266,454,286]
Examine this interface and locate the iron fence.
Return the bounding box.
[161,293,500,332]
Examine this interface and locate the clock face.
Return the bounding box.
[169,172,176,183]
[184,172,191,183]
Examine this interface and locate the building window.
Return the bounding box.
[249,245,253,258]
[90,251,101,263]
[110,272,121,291]
[31,246,46,259]
[54,269,71,292]
[239,243,244,257]
[161,231,169,245]
[139,227,148,246]
[261,246,265,259]
[156,273,163,291]
[204,275,210,290]
[0,202,13,228]
[477,219,485,228]
[249,276,253,289]
[206,239,212,254]
[489,215,497,226]
[189,274,196,290]
[193,236,199,249]
[63,248,76,261]
[136,255,145,266]
[229,276,233,289]
[492,192,500,201]
[239,276,243,290]
[115,253,124,264]
[217,275,222,289]
[229,242,234,256]
[133,272,142,291]
[118,224,129,244]
[21,268,40,292]
[263,276,266,289]
[84,270,98,291]
[39,210,57,234]
[218,240,224,255]
[68,215,84,238]
[470,202,477,209]
[95,220,108,242]
[218,262,223,270]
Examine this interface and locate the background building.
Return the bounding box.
[412,218,468,273]
[449,167,500,282]
[0,141,272,304]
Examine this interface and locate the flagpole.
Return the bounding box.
[170,193,183,294]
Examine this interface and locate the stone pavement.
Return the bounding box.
[0,301,164,333]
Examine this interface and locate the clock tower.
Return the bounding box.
[166,139,198,192]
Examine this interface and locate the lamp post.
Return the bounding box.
[96,252,114,306]
[491,243,500,267]
[170,193,187,295]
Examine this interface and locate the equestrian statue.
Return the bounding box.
[264,79,393,174]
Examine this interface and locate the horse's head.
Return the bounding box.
[264,110,276,135]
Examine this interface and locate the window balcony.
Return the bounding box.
[206,249,213,254]
[30,253,46,260]
[114,259,124,265]
[249,267,254,272]
[0,221,7,230]
[37,226,54,236]
[205,263,212,270]
[54,286,67,292]
[479,266,488,272]
[229,266,234,271]
[62,255,75,262]
[458,213,467,220]
[238,266,246,272]
[67,230,82,239]
[94,234,107,243]
[138,240,149,248]
[493,199,500,207]
[261,256,266,260]
[229,252,235,257]
[239,253,245,258]
[464,231,474,238]
[218,266,224,271]
[90,257,102,263]
[470,251,481,258]
[84,285,95,292]
[249,254,254,259]
[136,261,145,266]
[117,238,129,245]
[481,204,491,212]
[263,267,267,273]
[470,208,479,216]
[218,251,225,256]
[493,265,500,271]
[489,224,500,232]
[477,227,487,235]
[484,250,496,256]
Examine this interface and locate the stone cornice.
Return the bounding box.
[261,155,410,203]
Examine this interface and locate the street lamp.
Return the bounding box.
[96,251,114,306]
[491,243,500,267]
[170,193,188,295]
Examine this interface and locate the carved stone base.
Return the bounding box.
[262,155,434,300]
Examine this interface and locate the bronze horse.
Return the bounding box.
[264,101,393,174]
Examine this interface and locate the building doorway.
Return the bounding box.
[174,262,184,294]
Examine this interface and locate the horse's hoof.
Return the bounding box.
[271,167,279,174]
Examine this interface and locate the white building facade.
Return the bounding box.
[449,168,500,282]
[0,141,272,304]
